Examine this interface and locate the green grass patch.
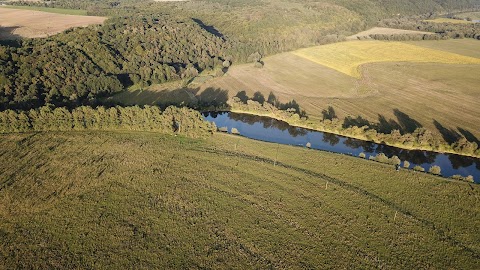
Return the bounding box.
[0,131,479,268]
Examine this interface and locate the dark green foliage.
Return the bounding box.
[0,15,228,110]
[0,105,215,138]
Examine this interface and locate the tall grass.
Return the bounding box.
[0,131,479,268]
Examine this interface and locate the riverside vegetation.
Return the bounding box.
[227,94,480,158]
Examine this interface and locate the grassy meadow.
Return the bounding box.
[0,131,479,268]
[198,39,480,142]
[291,40,480,78]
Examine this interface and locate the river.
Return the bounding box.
[203,112,480,183]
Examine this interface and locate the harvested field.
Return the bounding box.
[197,40,480,141]
[0,7,106,39]
[347,27,433,40]
[292,40,480,78]
[405,39,480,58]
[424,18,475,24]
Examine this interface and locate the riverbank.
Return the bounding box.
[220,98,480,159]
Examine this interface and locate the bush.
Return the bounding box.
[390,155,401,165]
[306,142,311,148]
[466,175,474,183]
[413,165,425,172]
[374,153,389,163]
[231,127,240,135]
[218,127,228,132]
[359,152,366,159]
[403,161,410,169]
[428,165,441,175]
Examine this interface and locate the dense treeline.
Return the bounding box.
[379,15,480,40]
[0,15,228,110]
[0,105,215,138]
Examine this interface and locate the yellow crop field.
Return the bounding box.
[292,40,480,78]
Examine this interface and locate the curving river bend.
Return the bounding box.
[204,112,480,183]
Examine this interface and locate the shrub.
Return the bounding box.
[428,165,441,175]
[231,127,240,135]
[413,165,425,172]
[466,175,474,183]
[359,152,366,159]
[218,127,228,132]
[403,161,410,169]
[374,153,389,163]
[451,174,463,180]
[390,155,401,165]
[306,142,311,148]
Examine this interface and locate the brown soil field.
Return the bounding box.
[347,27,433,40]
[0,7,106,39]
[194,40,480,141]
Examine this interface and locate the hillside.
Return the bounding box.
[1,131,479,268]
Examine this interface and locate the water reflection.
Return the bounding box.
[204,112,480,182]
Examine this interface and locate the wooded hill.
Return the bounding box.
[1,0,479,111]
[0,15,229,110]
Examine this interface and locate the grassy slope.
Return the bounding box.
[0,5,87,15]
[196,39,480,141]
[0,131,479,268]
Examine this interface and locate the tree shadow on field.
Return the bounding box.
[457,127,479,145]
[376,114,401,134]
[197,87,229,108]
[103,86,230,110]
[343,115,370,129]
[393,109,422,134]
[433,120,461,144]
[322,106,337,121]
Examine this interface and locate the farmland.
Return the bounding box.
[424,18,476,24]
[347,27,433,40]
[1,131,479,268]
[454,11,480,20]
[0,7,105,39]
[291,41,480,78]
[199,39,480,142]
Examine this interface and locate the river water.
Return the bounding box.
[203,112,480,183]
